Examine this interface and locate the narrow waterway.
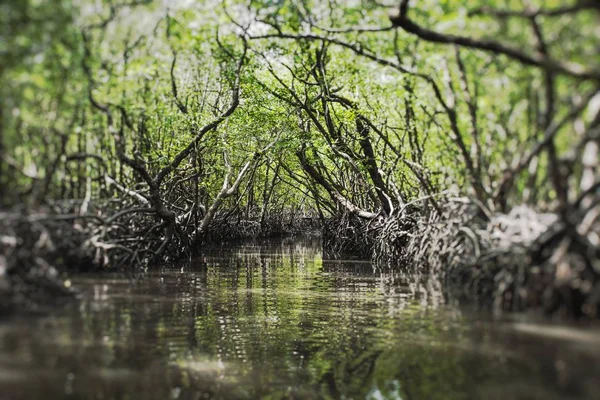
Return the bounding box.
[1,238,599,399]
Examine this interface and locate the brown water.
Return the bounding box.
[1,239,599,400]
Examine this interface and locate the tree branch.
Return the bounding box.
[390,5,600,81]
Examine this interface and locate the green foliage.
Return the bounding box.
[1,0,597,216]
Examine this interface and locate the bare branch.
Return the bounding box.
[390,6,600,81]
[469,1,599,19]
[154,36,248,185]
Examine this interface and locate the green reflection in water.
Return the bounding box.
[0,239,599,400]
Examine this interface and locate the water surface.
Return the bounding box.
[1,239,599,399]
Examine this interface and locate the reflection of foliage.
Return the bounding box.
[3,241,598,399]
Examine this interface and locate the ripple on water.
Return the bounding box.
[1,239,599,400]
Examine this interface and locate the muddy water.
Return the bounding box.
[1,239,599,399]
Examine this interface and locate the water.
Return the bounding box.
[1,239,599,400]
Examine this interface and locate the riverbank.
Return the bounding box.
[0,206,320,314]
[324,196,600,319]
[2,196,598,319]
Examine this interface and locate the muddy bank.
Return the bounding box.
[0,206,319,313]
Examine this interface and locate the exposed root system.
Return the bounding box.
[378,199,599,318]
[322,213,377,259]
[321,194,600,318]
[1,210,83,313]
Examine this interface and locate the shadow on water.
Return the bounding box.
[1,238,599,399]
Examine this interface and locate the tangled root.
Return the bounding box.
[372,206,419,268]
[322,213,378,259]
[0,211,85,313]
[375,197,600,318]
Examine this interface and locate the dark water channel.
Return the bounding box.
[1,238,599,400]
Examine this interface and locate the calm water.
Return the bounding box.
[1,239,599,400]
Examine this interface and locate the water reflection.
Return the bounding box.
[0,239,599,399]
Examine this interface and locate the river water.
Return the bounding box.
[1,238,599,399]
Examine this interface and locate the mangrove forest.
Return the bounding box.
[1,0,599,399]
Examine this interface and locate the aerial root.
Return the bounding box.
[372,198,600,318]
